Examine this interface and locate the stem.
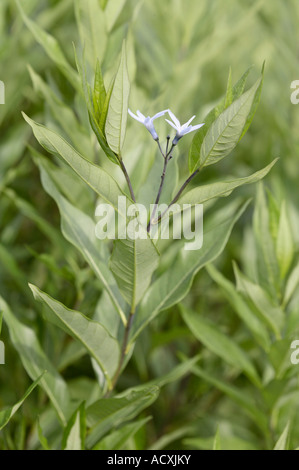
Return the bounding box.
[147,138,175,232]
[109,309,135,393]
[120,159,136,202]
[147,156,169,232]
[154,168,199,224]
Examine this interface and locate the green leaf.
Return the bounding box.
[94,417,151,450]
[104,0,127,32]
[194,74,263,171]
[22,114,128,214]
[17,0,79,90]
[274,422,290,450]
[29,285,120,388]
[37,418,51,450]
[189,67,253,173]
[37,158,126,325]
[233,262,284,340]
[191,364,267,432]
[75,0,107,68]
[105,42,130,155]
[276,201,294,280]
[110,237,159,310]
[172,160,277,217]
[0,297,71,425]
[0,373,44,431]
[253,183,281,297]
[93,59,107,121]
[213,427,221,450]
[206,264,271,350]
[74,47,120,164]
[28,66,92,158]
[181,304,261,386]
[99,77,115,132]
[131,201,249,343]
[86,386,159,449]
[283,263,299,308]
[62,403,86,450]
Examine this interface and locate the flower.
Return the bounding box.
[166,110,205,144]
[128,109,168,140]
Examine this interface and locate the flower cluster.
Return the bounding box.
[128,108,204,145]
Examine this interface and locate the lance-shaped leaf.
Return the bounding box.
[74,48,119,165]
[0,373,44,431]
[93,59,107,122]
[22,114,129,216]
[189,67,252,173]
[86,386,159,448]
[105,42,130,155]
[193,72,263,171]
[180,304,261,386]
[16,0,80,91]
[0,297,71,425]
[206,264,271,350]
[62,403,86,451]
[164,160,277,218]
[37,158,126,326]
[233,262,284,340]
[130,201,249,343]
[75,0,107,69]
[29,285,120,389]
[110,237,159,310]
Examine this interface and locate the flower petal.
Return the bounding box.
[165,119,179,131]
[152,109,168,121]
[185,115,196,127]
[128,109,143,122]
[136,110,146,120]
[190,123,205,132]
[167,109,181,128]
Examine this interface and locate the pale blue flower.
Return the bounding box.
[128,109,168,140]
[166,110,205,144]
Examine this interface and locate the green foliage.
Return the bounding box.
[1,0,298,451]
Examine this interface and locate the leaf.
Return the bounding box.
[206,264,271,350]
[0,373,44,431]
[189,67,253,173]
[75,0,107,68]
[94,417,151,450]
[191,364,267,432]
[253,183,281,297]
[213,428,221,450]
[29,285,120,389]
[195,74,263,171]
[28,66,92,158]
[93,59,107,121]
[0,297,71,425]
[16,0,79,90]
[283,263,299,307]
[74,47,120,164]
[110,237,159,310]
[180,305,261,386]
[86,386,159,449]
[233,263,284,340]
[132,355,200,392]
[130,201,249,343]
[171,160,277,217]
[37,158,126,325]
[62,403,86,450]
[274,422,290,450]
[104,0,127,32]
[22,114,128,214]
[105,42,130,155]
[276,201,294,280]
